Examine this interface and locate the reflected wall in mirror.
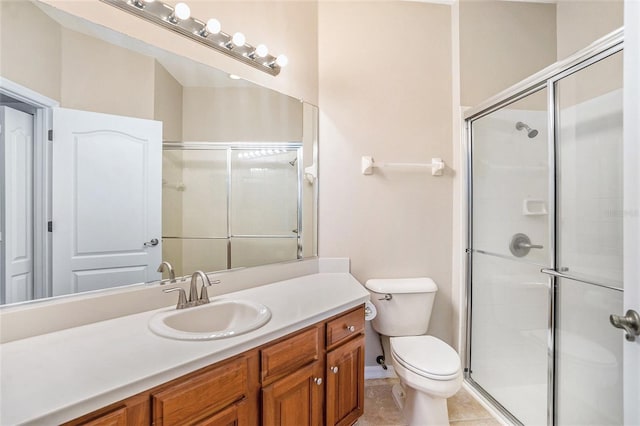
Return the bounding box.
[0,0,318,306]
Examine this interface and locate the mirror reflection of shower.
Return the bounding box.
[515,121,539,138]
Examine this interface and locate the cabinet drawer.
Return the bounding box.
[326,306,365,348]
[261,325,321,385]
[152,356,247,425]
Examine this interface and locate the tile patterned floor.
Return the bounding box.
[358,378,501,426]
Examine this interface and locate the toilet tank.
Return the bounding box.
[365,278,438,337]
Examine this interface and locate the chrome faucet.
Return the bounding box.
[157,261,177,284]
[189,271,221,305]
[163,270,221,309]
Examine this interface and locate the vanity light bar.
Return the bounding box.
[99,0,287,76]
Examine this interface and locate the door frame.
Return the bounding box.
[0,77,59,300]
[462,29,625,425]
[623,0,640,424]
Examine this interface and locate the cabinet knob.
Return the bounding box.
[346,325,355,332]
[331,366,339,374]
[314,377,323,385]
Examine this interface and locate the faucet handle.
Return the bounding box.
[199,278,221,304]
[163,287,188,309]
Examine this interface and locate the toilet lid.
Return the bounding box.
[390,336,461,381]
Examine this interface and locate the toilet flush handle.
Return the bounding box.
[379,293,392,301]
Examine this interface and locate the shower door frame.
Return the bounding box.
[463,28,624,426]
[162,141,304,270]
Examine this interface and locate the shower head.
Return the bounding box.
[289,158,298,166]
[516,121,538,138]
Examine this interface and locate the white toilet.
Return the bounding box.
[366,277,462,426]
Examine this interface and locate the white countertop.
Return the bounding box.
[0,272,369,425]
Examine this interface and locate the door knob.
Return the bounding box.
[331,366,339,374]
[144,238,159,247]
[313,377,323,385]
[610,309,640,342]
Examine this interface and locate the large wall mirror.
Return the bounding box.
[0,0,318,306]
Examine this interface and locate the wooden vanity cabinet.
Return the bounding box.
[65,305,365,426]
[260,324,324,426]
[325,335,365,426]
[150,353,259,426]
[260,306,365,426]
[63,393,150,426]
[325,308,365,426]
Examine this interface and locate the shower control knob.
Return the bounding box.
[610,309,640,342]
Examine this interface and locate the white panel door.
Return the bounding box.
[0,106,34,303]
[52,108,161,296]
[623,1,640,422]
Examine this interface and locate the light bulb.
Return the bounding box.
[232,32,246,47]
[229,74,241,80]
[174,2,190,20]
[275,54,288,68]
[255,44,269,58]
[206,18,221,34]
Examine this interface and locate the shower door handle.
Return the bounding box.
[610,309,640,342]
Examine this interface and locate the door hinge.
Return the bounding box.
[48,221,53,232]
[48,129,53,141]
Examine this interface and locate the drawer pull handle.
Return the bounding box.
[331,366,339,374]
[314,377,323,385]
[346,325,356,332]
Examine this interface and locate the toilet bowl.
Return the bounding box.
[390,335,463,425]
[365,278,462,426]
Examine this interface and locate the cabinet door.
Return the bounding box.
[326,334,365,426]
[262,361,324,426]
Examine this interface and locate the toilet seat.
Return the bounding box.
[390,335,461,381]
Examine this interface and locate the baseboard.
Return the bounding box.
[365,365,397,380]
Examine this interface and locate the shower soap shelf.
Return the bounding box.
[522,199,547,216]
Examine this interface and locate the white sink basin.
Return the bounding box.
[149,299,272,341]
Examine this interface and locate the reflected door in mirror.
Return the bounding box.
[51,108,162,296]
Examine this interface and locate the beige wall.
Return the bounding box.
[556,0,623,60]
[0,0,61,101]
[60,28,155,118]
[459,0,557,107]
[39,0,319,105]
[182,86,302,142]
[318,1,454,361]
[154,61,183,141]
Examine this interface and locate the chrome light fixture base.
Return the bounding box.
[100,0,283,76]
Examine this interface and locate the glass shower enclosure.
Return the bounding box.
[466,32,624,425]
[162,142,302,277]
